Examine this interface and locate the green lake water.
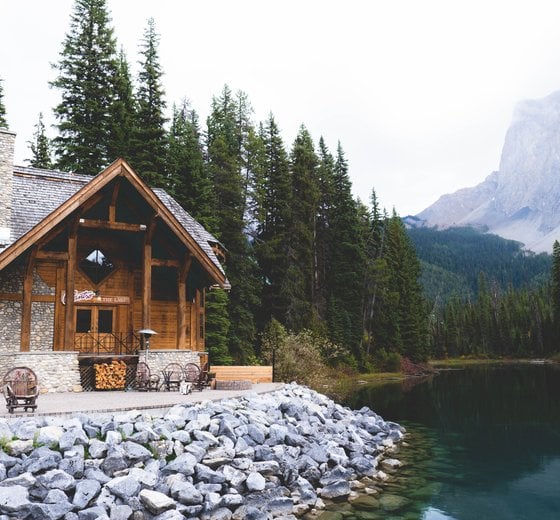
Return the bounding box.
[337,363,560,520]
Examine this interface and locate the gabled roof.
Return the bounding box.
[0,160,229,289]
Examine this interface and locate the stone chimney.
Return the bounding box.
[0,128,15,247]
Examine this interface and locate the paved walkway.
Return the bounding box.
[0,383,283,419]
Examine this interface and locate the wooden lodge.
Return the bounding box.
[0,128,229,391]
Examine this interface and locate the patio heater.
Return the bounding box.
[138,329,157,362]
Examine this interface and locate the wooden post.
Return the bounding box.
[177,255,192,349]
[63,222,78,350]
[142,217,157,330]
[20,247,38,351]
[53,262,65,349]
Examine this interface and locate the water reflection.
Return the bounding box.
[340,364,560,520]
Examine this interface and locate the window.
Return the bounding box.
[79,249,115,285]
[76,309,92,333]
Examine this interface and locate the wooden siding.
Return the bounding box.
[211,365,273,384]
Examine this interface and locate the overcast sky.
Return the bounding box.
[3,0,560,216]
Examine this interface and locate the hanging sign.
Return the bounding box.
[61,290,130,305]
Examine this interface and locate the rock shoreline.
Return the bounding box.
[0,383,404,519]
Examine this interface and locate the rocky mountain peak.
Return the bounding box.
[416,90,560,253]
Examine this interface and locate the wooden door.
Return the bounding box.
[75,306,117,354]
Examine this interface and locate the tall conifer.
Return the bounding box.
[283,125,318,331]
[107,48,136,162]
[254,115,292,325]
[51,0,118,174]
[131,18,167,187]
[326,142,366,360]
[166,100,215,230]
[206,85,261,362]
[551,240,560,330]
[27,113,53,168]
[0,78,7,128]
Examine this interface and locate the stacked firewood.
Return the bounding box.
[94,360,127,390]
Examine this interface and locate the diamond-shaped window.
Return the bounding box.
[79,249,115,285]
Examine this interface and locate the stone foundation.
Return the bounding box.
[215,379,252,390]
[0,351,81,393]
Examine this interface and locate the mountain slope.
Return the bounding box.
[407,227,551,302]
[417,90,560,253]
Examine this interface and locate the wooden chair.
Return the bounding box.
[183,363,201,390]
[161,362,184,391]
[134,362,160,391]
[3,367,39,413]
[184,362,209,392]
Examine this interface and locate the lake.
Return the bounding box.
[337,363,560,520]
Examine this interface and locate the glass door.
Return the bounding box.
[75,306,115,353]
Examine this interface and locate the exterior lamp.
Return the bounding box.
[138,329,157,361]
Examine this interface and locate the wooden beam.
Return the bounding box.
[79,219,147,232]
[152,258,180,268]
[20,247,38,351]
[63,220,79,350]
[53,262,65,350]
[177,255,192,349]
[109,179,121,222]
[36,251,68,261]
[142,217,157,329]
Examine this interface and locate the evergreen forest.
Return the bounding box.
[2,0,560,370]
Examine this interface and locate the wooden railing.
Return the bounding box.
[211,365,273,383]
[72,332,140,355]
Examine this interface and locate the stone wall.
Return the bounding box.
[0,128,14,235]
[0,300,21,352]
[0,351,81,393]
[30,302,55,351]
[140,349,203,375]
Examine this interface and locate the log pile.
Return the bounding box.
[94,360,127,390]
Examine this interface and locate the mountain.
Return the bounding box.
[416,90,560,253]
[407,226,551,302]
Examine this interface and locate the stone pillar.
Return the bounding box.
[0,128,15,247]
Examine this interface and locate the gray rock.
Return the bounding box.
[252,460,280,475]
[162,452,197,476]
[88,439,107,459]
[139,489,176,515]
[73,479,101,508]
[28,501,75,520]
[0,485,30,513]
[221,465,247,488]
[128,467,158,488]
[6,439,34,456]
[245,472,266,492]
[265,497,294,516]
[196,463,226,483]
[169,480,203,505]
[105,430,122,445]
[36,425,65,447]
[83,467,111,484]
[121,441,152,462]
[192,430,219,446]
[109,504,134,520]
[304,444,329,464]
[319,480,351,499]
[37,469,76,491]
[77,506,109,520]
[231,505,269,520]
[0,451,17,469]
[44,488,68,503]
[220,493,244,508]
[58,454,85,478]
[246,424,265,445]
[207,507,233,520]
[170,430,191,444]
[100,447,128,476]
[106,475,141,499]
[10,420,37,440]
[0,472,36,488]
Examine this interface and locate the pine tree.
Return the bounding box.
[551,240,560,330]
[326,142,366,360]
[205,288,233,365]
[27,113,53,168]
[384,211,429,361]
[283,125,318,331]
[253,114,292,326]
[51,0,118,174]
[131,17,167,187]
[206,85,261,362]
[107,48,136,162]
[0,78,7,128]
[314,137,335,324]
[166,100,216,230]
